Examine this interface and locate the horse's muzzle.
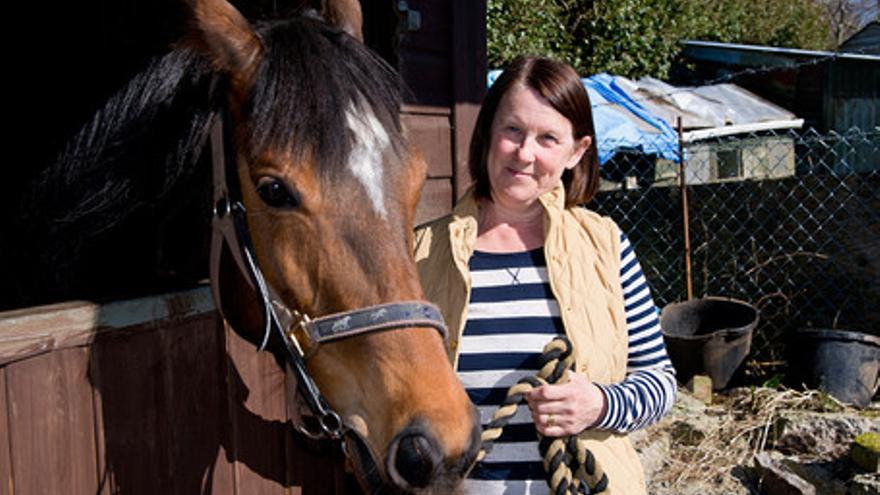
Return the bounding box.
[385,407,482,494]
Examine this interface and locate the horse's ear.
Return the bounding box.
[320,0,363,42]
[184,0,263,83]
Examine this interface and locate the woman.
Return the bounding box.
[414,56,676,494]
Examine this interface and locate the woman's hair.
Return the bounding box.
[468,56,600,207]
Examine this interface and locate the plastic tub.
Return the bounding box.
[787,328,880,408]
[660,297,758,390]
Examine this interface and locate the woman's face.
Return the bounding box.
[486,84,589,211]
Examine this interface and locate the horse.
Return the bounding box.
[19,0,481,492]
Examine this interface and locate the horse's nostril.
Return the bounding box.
[464,405,483,468]
[394,433,441,489]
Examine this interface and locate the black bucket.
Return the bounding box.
[660,297,758,390]
[787,328,880,408]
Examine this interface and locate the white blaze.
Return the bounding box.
[345,103,390,218]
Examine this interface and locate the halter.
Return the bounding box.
[207,111,447,445]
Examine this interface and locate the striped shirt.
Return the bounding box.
[458,233,676,495]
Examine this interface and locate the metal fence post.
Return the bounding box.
[678,117,693,301]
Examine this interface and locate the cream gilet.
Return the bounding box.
[413,185,648,495]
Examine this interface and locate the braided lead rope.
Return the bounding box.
[477,337,609,494]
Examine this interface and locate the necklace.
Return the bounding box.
[505,267,522,285]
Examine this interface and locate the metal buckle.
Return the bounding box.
[284,308,311,358]
[318,410,344,439]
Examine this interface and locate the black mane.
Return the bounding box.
[26,48,216,243]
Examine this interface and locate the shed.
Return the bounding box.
[616,77,802,185]
[556,73,804,188]
[680,37,880,135]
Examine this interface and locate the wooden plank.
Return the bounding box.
[90,323,168,494]
[224,324,290,495]
[402,112,453,178]
[208,317,240,495]
[0,369,11,495]
[160,315,234,495]
[6,348,98,495]
[415,179,453,225]
[284,416,345,494]
[402,104,452,116]
[281,360,354,495]
[0,287,214,365]
[91,312,233,495]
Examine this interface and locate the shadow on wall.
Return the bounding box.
[86,309,350,494]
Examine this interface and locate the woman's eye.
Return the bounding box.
[256,178,300,209]
[542,134,559,144]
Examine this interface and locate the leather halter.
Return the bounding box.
[207,112,447,441]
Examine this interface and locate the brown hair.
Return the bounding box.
[468,56,600,207]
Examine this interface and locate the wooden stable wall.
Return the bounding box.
[0,288,353,495]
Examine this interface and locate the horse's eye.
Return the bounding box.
[256,178,300,209]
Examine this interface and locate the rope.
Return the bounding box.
[477,336,609,494]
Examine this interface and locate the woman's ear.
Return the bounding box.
[566,135,592,170]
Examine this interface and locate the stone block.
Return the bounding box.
[755,452,817,495]
[687,374,713,405]
[769,411,878,458]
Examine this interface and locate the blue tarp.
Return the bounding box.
[488,71,680,164]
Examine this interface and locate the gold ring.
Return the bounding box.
[548,414,556,427]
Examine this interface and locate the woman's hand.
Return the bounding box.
[525,371,606,437]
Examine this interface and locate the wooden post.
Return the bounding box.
[451,0,487,200]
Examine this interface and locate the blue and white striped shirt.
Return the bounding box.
[458,233,676,494]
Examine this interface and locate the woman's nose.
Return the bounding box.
[516,137,537,163]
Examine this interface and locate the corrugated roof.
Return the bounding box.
[682,40,880,66]
[840,21,880,55]
[616,76,798,130]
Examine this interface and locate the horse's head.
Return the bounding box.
[184,0,479,492]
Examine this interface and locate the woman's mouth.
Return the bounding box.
[507,167,532,178]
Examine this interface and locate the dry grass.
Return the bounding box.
[641,387,863,494]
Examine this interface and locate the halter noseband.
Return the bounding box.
[207,113,447,442]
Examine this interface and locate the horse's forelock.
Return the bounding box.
[244,16,405,180]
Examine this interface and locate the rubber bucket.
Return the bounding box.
[660,297,758,390]
[787,328,880,408]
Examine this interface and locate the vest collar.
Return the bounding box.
[449,185,567,244]
[446,185,567,263]
[450,184,567,229]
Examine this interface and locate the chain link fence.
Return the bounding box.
[591,127,880,371]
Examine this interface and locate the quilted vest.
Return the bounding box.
[413,186,648,495]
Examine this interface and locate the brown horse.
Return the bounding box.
[21,0,480,492]
[187,0,481,492]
